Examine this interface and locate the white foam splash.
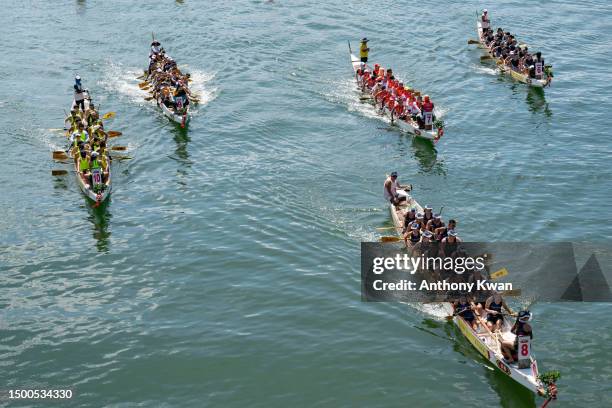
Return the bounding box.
[181,67,218,109]
[98,59,150,104]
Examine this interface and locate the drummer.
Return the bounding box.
[383,172,410,207]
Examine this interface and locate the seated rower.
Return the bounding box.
[391,98,405,121]
[77,149,91,184]
[413,230,437,265]
[426,213,444,234]
[374,85,388,107]
[383,172,410,207]
[65,109,82,130]
[403,222,421,249]
[501,311,533,364]
[422,205,434,226]
[414,212,425,231]
[454,294,478,330]
[372,64,380,77]
[98,142,110,180]
[435,218,456,241]
[485,292,514,332]
[70,122,89,146]
[439,229,461,257]
[402,208,417,234]
[509,53,520,72]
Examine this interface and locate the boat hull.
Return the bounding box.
[386,190,545,396]
[158,98,190,126]
[476,22,549,88]
[69,91,112,204]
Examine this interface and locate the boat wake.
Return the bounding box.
[98,60,218,113]
[179,66,219,112]
[408,302,452,320]
[321,78,387,123]
[99,59,149,103]
[472,64,498,76]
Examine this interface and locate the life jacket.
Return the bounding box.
[422,101,434,112]
[393,104,404,116]
[91,158,101,169]
[456,301,474,319]
[79,157,90,171]
[359,43,369,58]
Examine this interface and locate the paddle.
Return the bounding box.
[102,112,116,120]
[490,267,508,280]
[467,39,480,45]
[480,55,493,61]
[380,236,402,243]
[53,151,69,160]
[110,146,127,151]
[376,226,402,231]
[107,130,122,138]
[111,155,132,161]
[51,169,68,176]
[138,81,149,87]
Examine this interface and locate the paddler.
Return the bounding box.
[454,294,478,330]
[391,97,405,122]
[65,109,82,130]
[435,218,456,241]
[484,292,515,332]
[70,122,89,146]
[77,149,91,183]
[439,229,461,257]
[426,213,444,234]
[98,142,110,180]
[359,38,370,63]
[422,205,434,226]
[501,311,533,364]
[404,222,421,249]
[402,208,417,234]
[383,172,410,207]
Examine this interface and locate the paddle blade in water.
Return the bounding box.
[107,131,122,137]
[111,146,127,151]
[53,151,68,160]
[491,267,509,280]
[102,112,116,120]
[52,170,68,176]
[480,55,493,61]
[380,236,402,243]
[467,39,480,44]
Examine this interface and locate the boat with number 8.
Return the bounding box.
[385,187,558,402]
[349,44,444,143]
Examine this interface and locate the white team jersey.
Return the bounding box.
[383,177,400,201]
